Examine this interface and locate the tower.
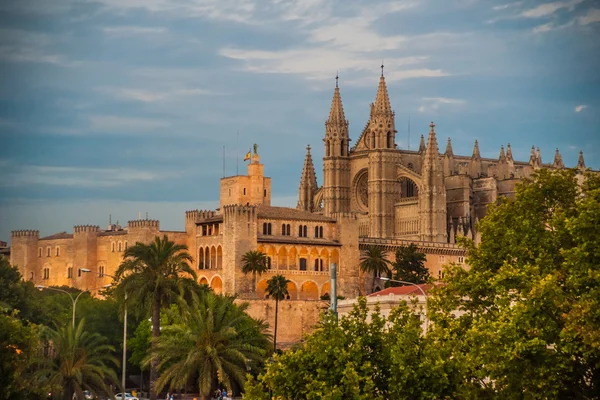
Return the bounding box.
[419,122,447,243]
[367,68,401,237]
[297,145,318,212]
[323,75,351,216]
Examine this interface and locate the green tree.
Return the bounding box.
[114,235,197,400]
[266,274,290,352]
[152,293,270,400]
[391,244,429,284]
[359,245,391,293]
[429,169,600,398]
[241,250,268,298]
[37,319,120,400]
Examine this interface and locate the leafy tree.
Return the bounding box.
[266,274,290,352]
[359,245,391,293]
[114,235,197,400]
[152,293,270,400]
[37,319,120,400]
[241,250,268,298]
[391,244,430,284]
[429,169,600,398]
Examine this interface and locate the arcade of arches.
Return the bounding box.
[257,245,339,273]
[197,245,223,269]
[198,275,223,294]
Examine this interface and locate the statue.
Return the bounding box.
[253,143,258,154]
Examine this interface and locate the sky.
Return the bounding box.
[0,0,599,242]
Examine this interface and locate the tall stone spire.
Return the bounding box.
[499,145,506,162]
[371,74,393,118]
[322,75,351,216]
[553,148,564,169]
[367,71,396,150]
[506,143,514,161]
[469,140,482,178]
[529,145,536,165]
[418,134,426,154]
[577,150,586,171]
[506,143,515,177]
[298,145,318,211]
[443,137,455,177]
[536,147,542,165]
[419,121,447,243]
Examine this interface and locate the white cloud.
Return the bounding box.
[520,0,582,18]
[418,97,466,113]
[578,8,600,25]
[0,29,79,67]
[102,26,167,36]
[575,105,587,112]
[88,115,171,131]
[493,2,521,11]
[532,22,554,33]
[95,87,216,103]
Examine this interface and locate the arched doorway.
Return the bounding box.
[211,276,223,294]
[299,281,319,300]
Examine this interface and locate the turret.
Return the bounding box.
[322,74,351,216]
[298,145,319,212]
[418,134,426,154]
[10,230,39,282]
[577,150,586,171]
[443,137,455,176]
[497,145,507,179]
[419,122,447,243]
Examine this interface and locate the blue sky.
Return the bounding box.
[1,0,599,242]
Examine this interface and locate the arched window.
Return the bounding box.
[125,241,128,250]
[319,226,323,238]
[111,242,115,252]
[268,223,272,235]
[299,225,303,237]
[314,259,319,271]
[38,248,42,257]
[399,177,419,199]
[263,223,268,235]
[46,247,50,257]
[282,224,286,235]
[77,268,82,277]
[299,258,307,271]
[29,272,33,280]
[286,224,291,235]
[43,268,49,280]
[55,247,60,256]
[315,226,319,238]
[99,266,105,277]
[118,242,122,252]
[303,225,307,238]
[67,267,73,279]
[267,257,272,269]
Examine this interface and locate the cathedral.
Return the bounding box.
[297,71,588,244]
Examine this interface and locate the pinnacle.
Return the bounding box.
[472,140,481,159]
[578,150,586,170]
[424,121,440,159]
[372,74,393,116]
[506,143,513,161]
[327,84,346,126]
[499,145,506,161]
[419,134,426,154]
[553,148,564,169]
[445,137,453,157]
[300,144,318,189]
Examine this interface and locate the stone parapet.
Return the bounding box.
[127,219,160,229]
[11,230,39,238]
[74,225,99,234]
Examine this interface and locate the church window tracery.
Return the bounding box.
[399,177,418,198]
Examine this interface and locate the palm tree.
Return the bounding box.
[151,293,271,400]
[359,245,392,294]
[114,235,196,400]
[38,319,120,400]
[241,250,268,298]
[266,274,291,352]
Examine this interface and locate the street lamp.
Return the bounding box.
[103,273,127,392]
[36,268,92,327]
[377,277,429,333]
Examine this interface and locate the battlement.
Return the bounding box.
[11,230,39,238]
[74,225,100,233]
[223,204,257,218]
[186,209,218,221]
[128,219,160,229]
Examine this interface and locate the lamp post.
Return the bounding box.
[36,268,92,327]
[102,273,127,392]
[377,277,429,333]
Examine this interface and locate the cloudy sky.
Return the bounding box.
[1,0,599,241]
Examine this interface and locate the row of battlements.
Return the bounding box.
[330,212,358,220]
[128,219,160,229]
[222,204,258,217]
[186,210,218,221]
[11,230,40,238]
[74,225,100,233]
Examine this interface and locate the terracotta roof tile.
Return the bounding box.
[368,284,435,296]
[39,232,74,240]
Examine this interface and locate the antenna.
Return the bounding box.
[222,145,225,178]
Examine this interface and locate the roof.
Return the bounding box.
[257,205,336,222]
[258,235,342,247]
[368,284,435,297]
[97,230,128,237]
[40,232,74,240]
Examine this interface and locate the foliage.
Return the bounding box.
[391,244,430,284]
[151,292,271,400]
[359,245,392,293]
[128,319,152,371]
[241,250,268,297]
[428,169,600,398]
[37,319,120,400]
[114,234,197,400]
[0,312,45,400]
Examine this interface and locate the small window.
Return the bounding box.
[314,259,319,271]
[264,189,267,197]
[458,256,464,264]
[319,226,323,238]
[315,226,319,238]
[118,242,122,252]
[303,225,307,238]
[268,223,272,235]
[263,223,268,235]
[282,224,286,235]
[78,268,82,277]
[43,268,49,280]
[439,255,445,263]
[243,188,246,195]
[67,267,73,279]
[38,248,42,257]
[111,242,115,252]
[299,258,307,271]
[55,247,60,256]
[99,266,105,277]
[287,224,291,235]
[299,225,303,237]
[47,247,51,257]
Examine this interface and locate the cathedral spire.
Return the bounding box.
[419,134,426,154]
[420,121,447,243]
[372,73,393,117]
[529,145,536,165]
[553,148,564,169]
[327,78,347,128]
[577,150,586,171]
[445,137,454,156]
[424,122,441,163]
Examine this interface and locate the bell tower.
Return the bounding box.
[367,66,401,238]
[323,74,351,216]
